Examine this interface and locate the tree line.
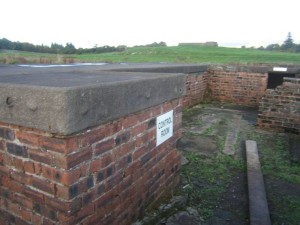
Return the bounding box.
[256,32,300,53]
[0,38,126,54]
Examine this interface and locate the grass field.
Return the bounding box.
[1,46,300,65]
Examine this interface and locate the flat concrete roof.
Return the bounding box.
[0,63,208,76]
[0,64,189,135]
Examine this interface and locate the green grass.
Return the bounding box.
[0,50,75,64]
[1,46,300,64]
[180,152,245,219]
[240,128,300,224]
[243,130,300,185]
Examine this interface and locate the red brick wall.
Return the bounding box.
[183,73,207,107]
[257,78,300,134]
[206,70,268,107]
[0,98,182,225]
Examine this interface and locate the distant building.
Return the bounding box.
[178,42,218,47]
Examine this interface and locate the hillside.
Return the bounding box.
[1,46,300,65]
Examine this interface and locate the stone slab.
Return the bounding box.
[246,140,271,225]
[223,115,241,155]
[0,65,186,135]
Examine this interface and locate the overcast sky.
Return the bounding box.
[1,0,299,48]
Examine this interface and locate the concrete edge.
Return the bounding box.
[246,140,272,225]
[0,72,186,135]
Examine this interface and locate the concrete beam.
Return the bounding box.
[246,140,271,225]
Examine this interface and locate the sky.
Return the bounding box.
[1,0,299,48]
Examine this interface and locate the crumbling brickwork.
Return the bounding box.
[257,78,300,134]
[206,70,268,107]
[0,99,182,225]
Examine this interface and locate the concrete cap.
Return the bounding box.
[0,65,186,135]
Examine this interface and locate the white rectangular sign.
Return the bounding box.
[156,110,173,146]
[273,67,287,72]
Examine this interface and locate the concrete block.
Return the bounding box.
[246,140,271,225]
[0,66,185,135]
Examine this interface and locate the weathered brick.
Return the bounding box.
[12,157,24,171]
[41,165,81,185]
[15,130,40,146]
[23,161,35,174]
[53,147,92,169]
[140,152,151,165]
[97,170,105,183]
[56,176,94,200]
[101,153,113,168]
[12,193,33,210]
[23,187,45,203]
[105,165,115,178]
[95,190,114,210]
[132,146,147,161]
[115,131,131,146]
[131,122,148,136]
[0,140,5,151]
[93,138,114,156]
[31,176,56,195]
[78,127,106,148]
[21,209,32,222]
[10,170,31,186]
[116,154,132,171]
[44,195,81,215]
[57,203,94,225]
[6,143,28,158]
[40,136,78,154]
[7,201,23,220]
[28,148,52,165]
[90,158,101,174]
[122,114,139,129]
[106,173,123,190]
[0,127,15,140]
[114,141,135,160]
[31,213,43,225]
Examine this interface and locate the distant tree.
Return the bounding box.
[0,38,13,49]
[258,46,264,50]
[64,42,76,54]
[147,41,167,47]
[116,45,127,51]
[265,43,280,51]
[281,32,295,50]
[51,43,64,53]
[295,44,300,53]
[0,37,126,55]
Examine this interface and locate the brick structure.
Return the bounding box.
[0,100,182,225]
[206,69,268,107]
[0,67,184,225]
[1,63,299,224]
[182,73,207,107]
[257,78,300,134]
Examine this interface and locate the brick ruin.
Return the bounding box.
[183,65,299,134]
[0,64,299,225]
[258,77,300,134]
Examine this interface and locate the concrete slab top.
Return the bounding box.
[0,64,189,135]
[0,70,180,88]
